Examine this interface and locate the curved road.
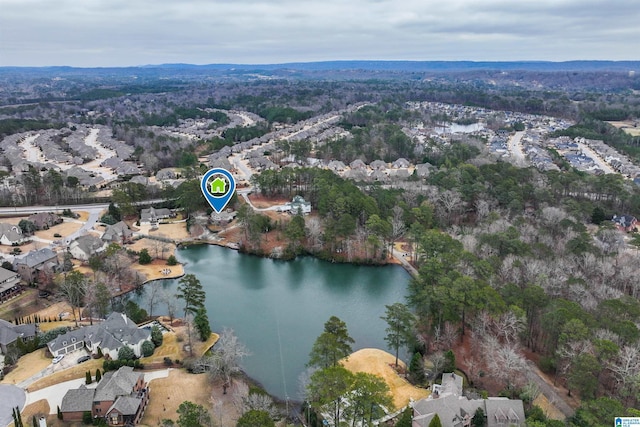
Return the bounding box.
[0,385,26,427]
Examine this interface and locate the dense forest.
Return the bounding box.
[2,66,640,425]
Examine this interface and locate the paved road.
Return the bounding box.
[64,208,102,243]
[391,247,418,278]
[525,361,575,418]
[0,199,170,216]
[507,131,527,166]
[576,141,617,174]
[0,384,26,427]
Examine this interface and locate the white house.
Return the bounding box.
[47,312,151,360]
[68,235,107,261]
[285,195,312,215]
[0,223,27,246]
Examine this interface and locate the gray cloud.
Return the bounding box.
[0,0,638,66]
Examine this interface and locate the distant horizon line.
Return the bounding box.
[2,59,640,69]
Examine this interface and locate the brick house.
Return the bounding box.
[13,248,59,283]
[61,366,149,425]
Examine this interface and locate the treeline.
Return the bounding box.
[0,118,64,138]
[137,107,229,127]
[252,151,640,420]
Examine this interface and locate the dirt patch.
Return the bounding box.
[341,348,430,410]
[533,393,565,420]
[247,194,289,209]
[130,258,185,282]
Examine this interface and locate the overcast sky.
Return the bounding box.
[1,0,639,67]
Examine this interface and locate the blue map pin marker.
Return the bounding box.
[201,168,236,213]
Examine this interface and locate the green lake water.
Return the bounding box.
[135,244,410,400]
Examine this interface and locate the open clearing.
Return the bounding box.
[140,370,213,427]
[342,348,430,410]
[608,120,640,136]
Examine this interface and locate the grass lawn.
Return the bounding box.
[342,348,430,410]
[140,370,213,427]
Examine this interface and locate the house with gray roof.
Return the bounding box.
[349,159,367,170]
[392,158,411,169]
[48,312,150,360]
[61,366,149,424]
[0,267,21,303]
[140,207,174,226]
[0,223,27,246]
[69,234,107,261]
[13,248,58,283]
[412,373,525,427]
[28,212,62,230]
[102,221,133,244]
[60,386,94,421]
[156,168,177,181]
[0,319,36,355]
[327,160,346,172]
[128,175,149,186]
[370,160,388,170]
[415,163,434,178]
[285,195,311,215]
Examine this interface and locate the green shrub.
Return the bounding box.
[141,340,155,357]
[151,325,163,347]
[166,255,177,266]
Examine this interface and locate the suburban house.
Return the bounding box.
[0,319,36,355]
[155,168,177,181]
[69,235,108,261]
[13,248,59,283]
[139,207,174,226]
[61,366,149,425]
[27,212,63,230]
[0,266,21,302]
[0,223,27,246]
[280,195,312,214]
[412,373,525,427]
[101,221,133,244]
[47,312,151,360]
[612,214,638,232]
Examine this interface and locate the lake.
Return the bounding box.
[134,244,411,400]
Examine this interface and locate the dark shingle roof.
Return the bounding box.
[14,248,56,268]
[107,396,142,416]
[94,366,142,402]
[61,386,94,412]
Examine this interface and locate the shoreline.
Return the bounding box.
[177,237,417,276]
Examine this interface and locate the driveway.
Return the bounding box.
[24,369,170,415]
[0,384,26,426]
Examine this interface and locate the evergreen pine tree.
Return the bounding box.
[428,413,442,427]
[96,368,102,382]
[86,371,92,384]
